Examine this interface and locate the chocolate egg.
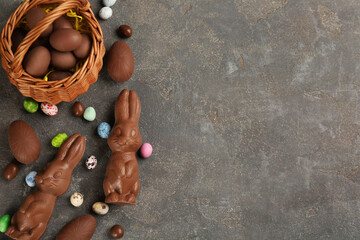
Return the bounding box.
[31,37,49,49]
[73,101,85,116]
[50,29,82,52]
[4,163,18,181]
[56,215,96,240]
[11,28,26,53]
[118,25,132,38]
[26,7,53,37]
[51,50,77,70]
[54,16,73,30]
[110,225,124,239]
[48,71,72,81]
[73,34,91,59]
[107,41,134,82]
[24,46,50,77]
[8,120,41,164]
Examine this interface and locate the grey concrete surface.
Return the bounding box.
[0,0,360,239]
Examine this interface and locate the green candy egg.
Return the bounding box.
[0,214,11,233]
[23,98,39,113]
[84,107,96,121]
[51,133,68,148]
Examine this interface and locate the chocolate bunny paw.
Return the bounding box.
[105,192,136,205]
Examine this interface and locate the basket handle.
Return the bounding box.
[11,0,91,76]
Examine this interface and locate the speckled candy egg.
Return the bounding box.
[41,102,58,116]
[70,192,84,207]
[97,122,111,139]
[92,202,109,215]
[99,7,112,20]
[86,155,97,170]
[25,171,37,187]
[52,133,68,148]
[23,98,38,113]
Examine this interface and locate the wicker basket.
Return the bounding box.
[0,0,105,104]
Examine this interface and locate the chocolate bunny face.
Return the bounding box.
[36,134,86,196]
[107,90,142,153]
[36,163,71,196]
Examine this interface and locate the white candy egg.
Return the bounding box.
[103,0,116,7]
[99,7,112,20]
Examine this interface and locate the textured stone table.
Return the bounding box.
[1,0,360,239]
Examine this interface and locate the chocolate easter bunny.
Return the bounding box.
[103,89,142,205]
[6,133,86,240]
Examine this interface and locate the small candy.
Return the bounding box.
[4,163,18,181]
[0,214,11,233]
[110,224,124,239]
[103,0,116,7]
[86,155,97,170]
[52,133,68,148]
[25,171,37,187]
[98,122,111,139]
[23,98,38,113]
[73,101,85,117]
[99,7,112,20]
[41,102,58,116]
[70,192,84,207]
[92,202,109,215]
[84,107,96,121]
[118,25,132,38]
[140,143,153,158]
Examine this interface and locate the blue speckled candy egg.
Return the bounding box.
[97,122,111,139]
[25,171,37,187]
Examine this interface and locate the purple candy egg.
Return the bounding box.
[86,155,97,170]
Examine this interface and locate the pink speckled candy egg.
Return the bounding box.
[41,102,58,116]
[86,155,97,170]
[140,143,153,159]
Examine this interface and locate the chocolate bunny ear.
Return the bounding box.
[114,89,141,124]
[55,133,86,168]
[129,90,141,121]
